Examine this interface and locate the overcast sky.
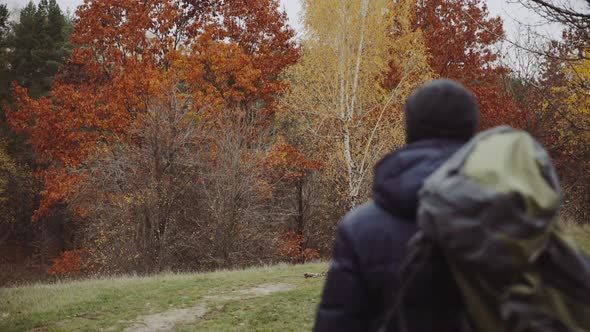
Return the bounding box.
[2,0,563,46]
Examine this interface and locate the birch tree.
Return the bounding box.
[284,0,433,208]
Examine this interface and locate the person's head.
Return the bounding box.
[404,79,480,144]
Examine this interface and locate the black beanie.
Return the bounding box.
[405,79,480,144]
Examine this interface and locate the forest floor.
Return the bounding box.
[1,223,589,332]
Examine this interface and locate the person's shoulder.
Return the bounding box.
[339,201,412,239]
[337,201,419,266]
[341,201,387,227]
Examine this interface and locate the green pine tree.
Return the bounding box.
[0,1,72,244]
[7,0,72,98]
[0,4,10,101]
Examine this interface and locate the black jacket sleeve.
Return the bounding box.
[314,220,371,331]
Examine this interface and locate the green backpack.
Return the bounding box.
[391,126,590,332]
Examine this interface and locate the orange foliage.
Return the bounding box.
[278,231,320,264]
[6,0,299,220]
[404,0,526,129]
[47,248,87,276]
[264,140,322,184]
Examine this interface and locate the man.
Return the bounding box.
[314,79,479,331]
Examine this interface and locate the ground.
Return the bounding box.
[1,224,589,332]
[0,263,327,331]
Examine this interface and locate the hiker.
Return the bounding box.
[315,79,590,332]
[314,79,476,331]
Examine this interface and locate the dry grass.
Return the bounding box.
[0,263,327,331]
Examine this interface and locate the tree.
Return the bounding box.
[0,1,71,277]
[513,0,590,221]
[196,109,281,269]
[499,26,589,222]
[264,138,322,263]
[520,0,589,46]
[0,136,37,273]
[7,0,298,222]
[5,0,71,99]
[1,0,71,174]
[6,0,299,273]
[410,0,525,129]
[69,83,211,273]
[0,4,10,101]
[527,35,590,220]
[285,0,433,209]
[0,4,8,69]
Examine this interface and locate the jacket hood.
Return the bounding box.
[372,139,463,220]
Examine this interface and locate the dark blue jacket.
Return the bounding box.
[314,139,466,332]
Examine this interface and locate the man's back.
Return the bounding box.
[314,79,481,331]
[314,139,465,331]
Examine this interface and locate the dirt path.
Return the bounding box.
[124,283,295,331]
[241,283,295,296]
[124,306,207,332]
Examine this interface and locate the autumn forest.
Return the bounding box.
[0,0,588,284]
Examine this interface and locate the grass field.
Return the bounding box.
[0,263,327,331]
[1,223,589,332]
